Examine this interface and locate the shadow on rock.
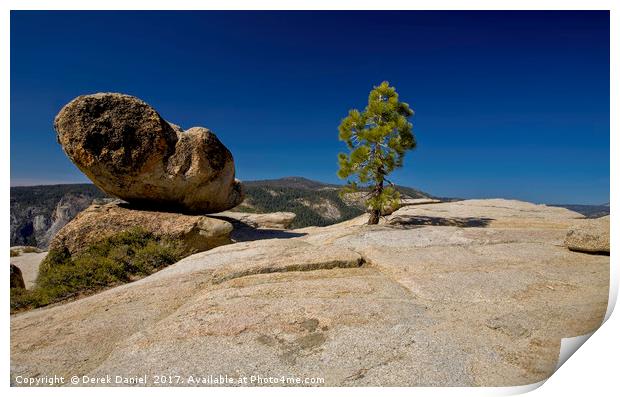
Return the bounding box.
[231,228,307,242]
[388,215,494,228]
[208,215,307,242]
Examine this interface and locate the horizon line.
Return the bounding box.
[9,178,610,206]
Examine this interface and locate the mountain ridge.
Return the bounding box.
[9,177,430,248]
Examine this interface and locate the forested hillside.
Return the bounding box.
[234,177,430,228]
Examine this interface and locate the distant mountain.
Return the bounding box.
[10,177,431,248]
[245,176,341,190]
[548,204,610,219]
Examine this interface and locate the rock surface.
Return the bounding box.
[11,199,609,386]
[10,265,25,289]
[54,93,243,213]
[378,197,443,216]
[214,211,296,229]
[10,251,47,289]
[49,201,234,256]
[565,216,610,254]
[400,198,442,206]
[41,194,99,248]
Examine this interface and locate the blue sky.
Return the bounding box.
[10,11,609,204]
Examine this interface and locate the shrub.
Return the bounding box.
[10,228,182,312]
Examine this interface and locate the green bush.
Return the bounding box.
[10,228,182,312]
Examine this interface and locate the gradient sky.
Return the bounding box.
[10,11,609,204]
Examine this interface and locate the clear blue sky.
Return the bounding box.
[10,11,609,204]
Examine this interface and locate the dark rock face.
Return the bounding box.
[10,265,25,289]
[54,93,243,213]
[55,93,176,173]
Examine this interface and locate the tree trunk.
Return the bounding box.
[368,208,381,225]
[367,179,384,225]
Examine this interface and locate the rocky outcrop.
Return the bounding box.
[215,211,296,229]
[11,199,608,386]
[378,197,443,216]
[10,209,50,248]
[10,265,25,289]
[385,198,585,229]
[54,93,243,213]
[49,202,234,257]
[39,193,97,247]
[565,216,610,254]
[400,197,441,206]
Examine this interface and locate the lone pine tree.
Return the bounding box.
[337,81,416,225]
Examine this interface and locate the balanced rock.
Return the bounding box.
[565,216,610,254]
[49,202,234,257]
[54,93,243,213]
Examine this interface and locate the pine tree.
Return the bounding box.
[337,81,416,225]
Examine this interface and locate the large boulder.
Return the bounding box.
[54,93,243,213]
[49,201,234,257]
[565,216,610,254]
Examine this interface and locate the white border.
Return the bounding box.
[1,0,618,11]
[2,1,616,396]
